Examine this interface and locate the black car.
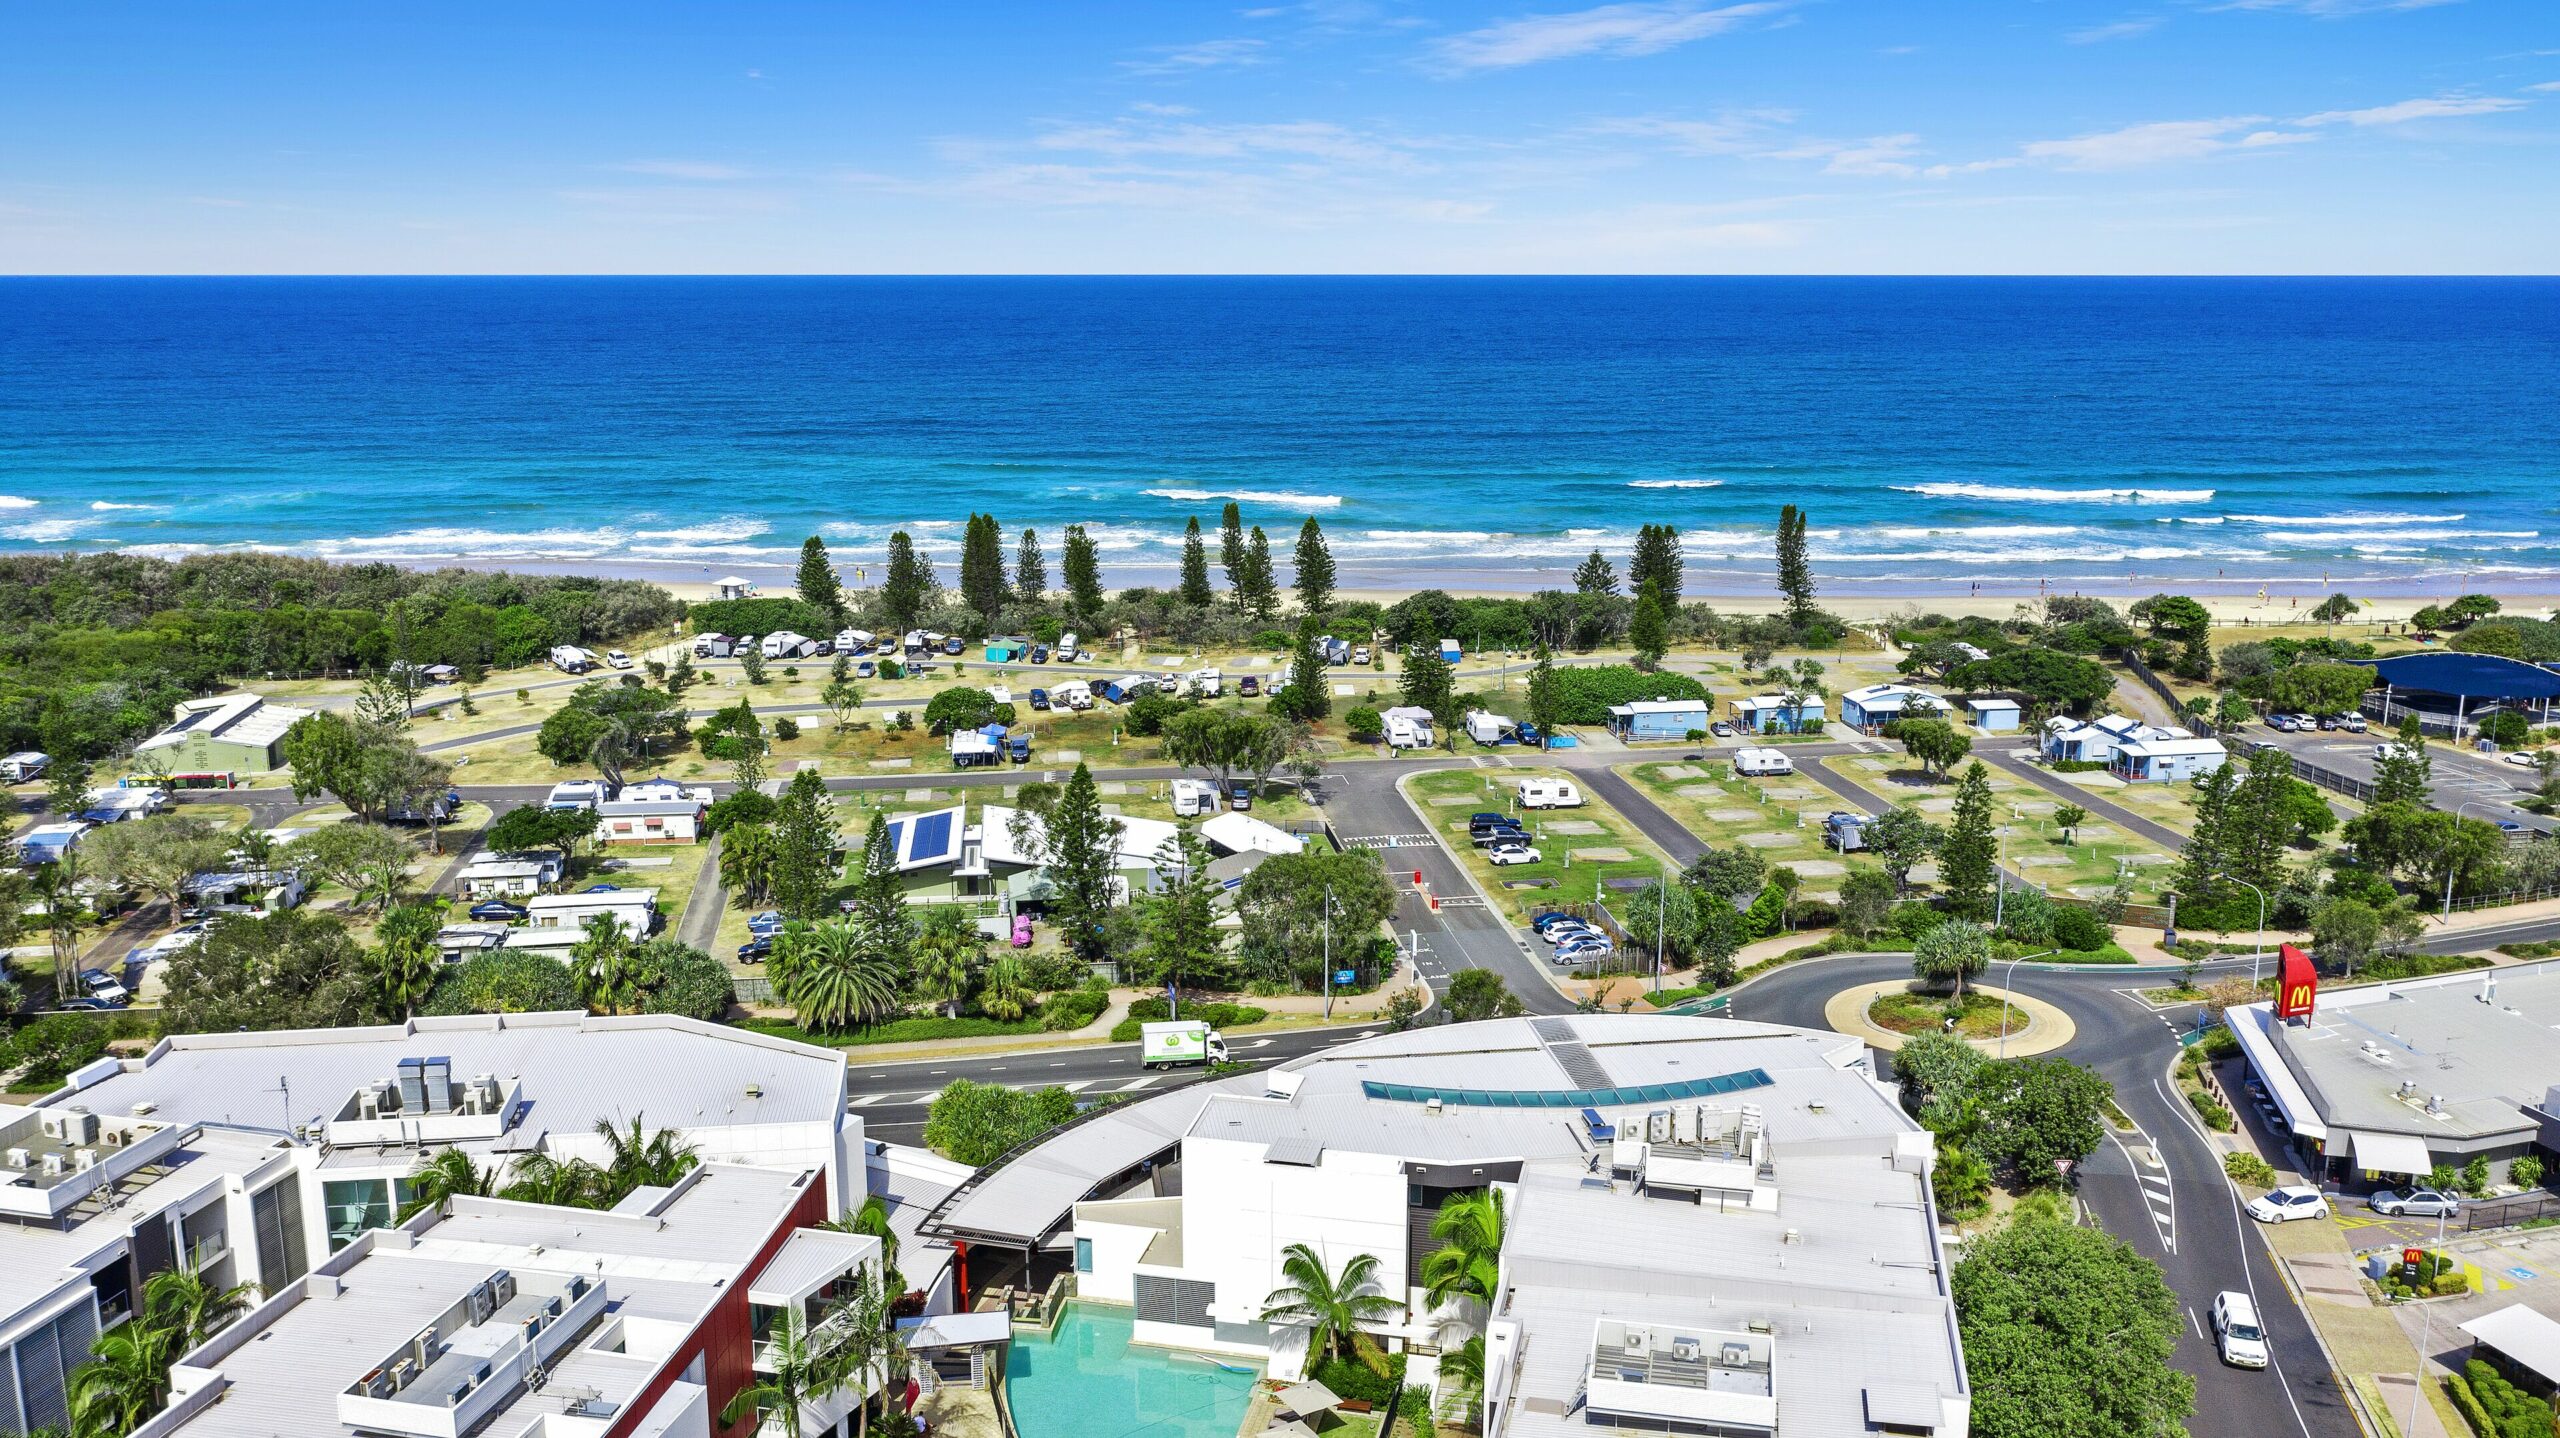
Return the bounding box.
[1031,644,1050,664]
[1467,812,1517,836]
[737,935,774,963]
[468,899,528,922]
[1472,825,1530,848]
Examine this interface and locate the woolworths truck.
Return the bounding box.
[1139,1021,1230,1069]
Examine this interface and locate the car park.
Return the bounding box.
[468,899,529,922]
[2246,1185,2329,1224]
[2369,1187,2461,1218]
[1488,844,1543,866]
[2211,1291,2268,1369]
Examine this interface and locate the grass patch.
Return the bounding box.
[2498,940,2560,960]
[1869,989,2027,1038]
[1407,766,1676,928]
[740,1013,1058,1047]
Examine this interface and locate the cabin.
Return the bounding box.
[2041,713,2177,764]
[2110,736,2228,783]
[1607,698,1712,742]
[524,889,658,935]
[1838,684,1946,734]
[1964,697,2022,733]
[458,853,565,899]
[596,793,708,844]
[715,575,756,600]
[1728,694,1824,735]
[181,867,306,916]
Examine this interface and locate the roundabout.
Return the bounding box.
[1820,979,2077,1057]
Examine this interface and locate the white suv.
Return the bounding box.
[2212,1291,2269,1369]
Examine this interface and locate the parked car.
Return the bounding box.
[1029,688,1052,711]
[2246,1185,2329,1224]
[607,649,633,670]
[856,661,876,678]
[1008,736,1032,763]
[2211,1291,2269,1369]
[2508,751,2544,767]
[582,883,622,893]
[79,970,131,1007]
[1466,811,1513,833]
[468,899,529,923]
[747,910,785,938]
[2341,713,2368,732]
[1351,645,1372,665]
[1709,721,1737,739]
[1488,844,1543,866]
[1542,921,1600,946]
[1030,644,1050,664]
[61,997,119,1012]
[942,636,965,656]
[2369,1188,2461,1218]
[1238,675,1261,697]
[1471,825,1530,848]
[736,935,773,964]
[1531,912,1586,937]
[1552,937,1614,964]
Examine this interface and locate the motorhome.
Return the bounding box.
[1734,747,1796,777]
[545,779,611,810]
[1519,778,1584,809]
[1058,631,1080,660]
[1172,779,1221,817]
[549,645,598,674]
[1181,668,1223,698]
[1384,706,1434,750]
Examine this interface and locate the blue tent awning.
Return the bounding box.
[2361,652,2560,702]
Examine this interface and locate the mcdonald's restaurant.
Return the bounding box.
[2223,950,2560,1196]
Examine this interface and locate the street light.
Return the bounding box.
[2407,1199,2453,1438]
[2216,872,2267,984]
[2442,799,2491,917]
[1997,949,2058,1059]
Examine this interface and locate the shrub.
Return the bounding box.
[422,950,583,1016]
[1310,1354,1406,1406]
[706,789,779,835]
[1544,666,1710,725]
[2445,1372,2498,1438]
[2187,1090,2235,1131]
[2459,1358,2557,1438]
[1344,705,1384,743]
[11,1014,110,1088]
[773,717,801,741]
[2050,905,2111,952]
[1891,902,1947,940]
[1109,997,1267,1042]
[2512,1154,2545,1190]
[1037,986,1110,1033]
[2223,1152,2277,1187]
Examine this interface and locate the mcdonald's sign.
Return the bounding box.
[2275,943,2318,1019]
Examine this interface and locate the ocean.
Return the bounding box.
[3,276,2555,597]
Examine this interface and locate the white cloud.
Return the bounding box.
[2067,18,2160,43]
[1128,102,1198,117]
[2008,117,2313,170]
[1430,0,1787,73]
[1033,118,1418,169]
[611,160,752,181]
[2212,0,2458,13]
[1765,133,1927,177]
[2530,82,2560,93]
[1120,38,1266,75]
[1586,111,1792,154]
[2295,94,2529,125]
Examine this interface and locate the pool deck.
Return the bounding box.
[921,1386,1005,1438]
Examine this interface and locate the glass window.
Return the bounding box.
[322,1178,393,1251]
[1075,1238,1094,1274]
[251,1179,309,1293]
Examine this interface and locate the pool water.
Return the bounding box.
[1005,1304,1260,1438]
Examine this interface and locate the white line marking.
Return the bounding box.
[2188,1306,2205,1340]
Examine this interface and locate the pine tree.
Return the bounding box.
[1137,827,1226,999]
[1938,761,1997,921]
[1628,593,1668,670]
[1281,616,1330,720]
[880,531,937,630]
[847,811,917,980]
[1178,517,1214,608]
[2177,761,2240,903]
[960,513,1008,621]
[1236,526,1279,622]
[1219,501,1246,607]
[1044,764,1125,964]
[1401,618,1456,717]
[1574,548,1618,598]
[1571,547,1622,649]
[771,770,841,921]
[1062,524,1106,622]
[1014,528,1048,606]
[2224,748,2295,892]
[1629,524,1683,613]
[1293,517,1335,616]
[1774,505,1817,632]
[2373,719,2433,806]
[795,536,846,625]
[1525,645,1561,749]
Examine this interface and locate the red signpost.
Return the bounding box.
[2275,942,2319,1019]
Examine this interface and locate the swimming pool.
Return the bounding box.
[1005,1304,1260,1438]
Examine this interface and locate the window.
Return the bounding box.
[1075,1238,1094,1274]
[251,1178,309,1293]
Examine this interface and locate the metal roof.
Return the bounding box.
[2461,1305,2560,1384]
[2365,651,2560,701]
[2243,958,2560,1144]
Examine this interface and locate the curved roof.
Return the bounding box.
[2363,651,2560,701]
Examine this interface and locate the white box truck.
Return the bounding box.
[1140,1020,1228,1069]
[1519,778,1584,809]
[1734,747,1795,777]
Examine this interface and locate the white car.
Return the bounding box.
[2246,1185,2329,1224]
[2507,751,2545,768]
[2211,1291,2269,1369]
[1488,844,1543,866]
[607,650,633,669]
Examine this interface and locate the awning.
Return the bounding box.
[1274,1383,1344,1420]
[2344,1129,2434,1177]
[2460,1305,2560,1385]
[898,1310,1013,1350]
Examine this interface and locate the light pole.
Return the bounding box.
[1321,884,1343,1021]
[1997,950,2058,1059]
[2441,799,2489,917]
[1652,860,1668,994]
[2406,1201,2452,1438]
[1993,826,2011,929]
[2217,872,2268,984]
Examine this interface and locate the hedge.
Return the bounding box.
[1110,998,1268,1042]
[689,596,835,638]
[1310,1353,1407,1406]
[1545,666,1711,726]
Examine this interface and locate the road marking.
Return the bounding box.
[2187,1306,2204,1340]
[1343,833,1437,849]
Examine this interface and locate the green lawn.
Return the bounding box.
[1622,760,1876,900]
[1834,753,2182,901]
[1406,766,1678,924]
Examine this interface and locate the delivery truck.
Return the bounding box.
[1140,1020,1229,1069]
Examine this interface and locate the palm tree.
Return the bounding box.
[1419,1189,1505,1326]
[1258,1244,1403,1368]
[398,1148,495,1222]
[571,913,641,1015]
[974,955,1034,1022]
[719,1304,858,1438]
[595,1114,698,1196]
[143,1256,257,1350]
[68,1316,177,1437]
[1437,1334,1487,1429]
[720,822,780,907]
[33,857,90,1006]
[498,1152,605,1208]
[910,906,979,1018]
[822,1195,904,1297]
[771,919,901,1033]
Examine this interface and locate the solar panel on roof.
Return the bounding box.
[911,810,956,861]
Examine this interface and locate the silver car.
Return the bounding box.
[2368,1187,2460,1219]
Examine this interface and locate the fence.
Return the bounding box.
[2289,754,2378,805]
[2117,647,2214,737]
[731,975,776,1004]
[2456,1189,2560,1233]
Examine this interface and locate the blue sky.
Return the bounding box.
[2,1,2552,273]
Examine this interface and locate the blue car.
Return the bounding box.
[737,935,773,963]
[1028,688,1051,711]
[582,883,621,893]
[942,636,965,656]
[468,899,528,923]
[747,910,785,937]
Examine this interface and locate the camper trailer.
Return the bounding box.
[1181,668,1223,698]
[1519,778,1584,809]
[0,752,49,783]
[1465,711,1516,747]
[549,645,598,674]
[1734,747,1795,777]
[1054,681,1093,711]
[1172,779,1221,817]
[1384,706,1434,750]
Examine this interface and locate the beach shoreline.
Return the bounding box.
[431,555,2552,627]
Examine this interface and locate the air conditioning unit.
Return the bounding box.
[1670,1338,1700,1362]
[39,1154,65,1177]
[74,1149,96,1172]
[358,1088,382,1120]
[1622,1328,1649,1354]
[467,1284,495,1326]
[1720,1343,1752,1368]
[490,1270,516,1306]
[362,1369,396,1399]
[6,1148,28,1169]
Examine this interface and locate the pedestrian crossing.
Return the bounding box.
[2137,1165,2177,1253]
[1343,832,1437,849]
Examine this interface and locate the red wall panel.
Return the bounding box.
[608,1173,832,1438]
